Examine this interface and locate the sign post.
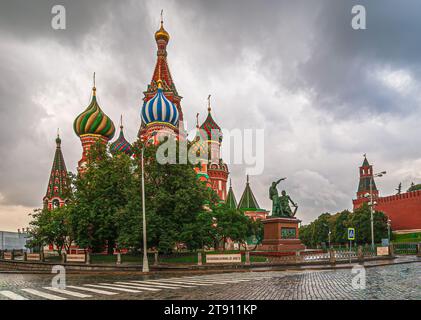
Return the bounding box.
[348,228,355,264]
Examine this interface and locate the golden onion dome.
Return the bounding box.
[155,22,170,42]
[155,11,170,43]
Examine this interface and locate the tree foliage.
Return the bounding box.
[299,203,388,247]
[28,206,74,255]
[29,137,260,254]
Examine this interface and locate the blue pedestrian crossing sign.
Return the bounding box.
[348,228,355,240]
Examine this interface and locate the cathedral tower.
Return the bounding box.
[139,12,184,143]
[73,74,115,173]
[199,96,229,200]
[43,133,70,210]
[110,116,133,156]
[238,175,268,220]
[226,179,238,209]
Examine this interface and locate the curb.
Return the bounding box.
[0,256,418,275]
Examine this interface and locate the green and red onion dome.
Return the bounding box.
[110,125,133,156]
[73,87,115,140]
[200,111,222,143]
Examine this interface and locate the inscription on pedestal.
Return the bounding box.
[281,227,296,239]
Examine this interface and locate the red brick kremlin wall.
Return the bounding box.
[375,190,421,232]
[354,190,421,232]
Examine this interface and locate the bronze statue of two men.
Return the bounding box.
[269,178,298,218]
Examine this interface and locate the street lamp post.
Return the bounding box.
[328,230,332,249]
[368,171,386,250]
[141,144,149,273]
[387,218,391,243]
[323,223,331,249]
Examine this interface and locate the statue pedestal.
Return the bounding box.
[260,217,305,251]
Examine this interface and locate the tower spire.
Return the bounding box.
[238,175,261,211]
[207,94,211,113]
[226,178,238,209]
[43,134,70,209]
[92,72,96,97]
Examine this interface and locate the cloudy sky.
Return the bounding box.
[1,0,420,231]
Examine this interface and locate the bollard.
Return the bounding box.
[295,250,303,263]
[389,244,395,258]
[116,252,122,265]
[245,251,251,265]
[11,250,15,261]
[197,252,202,266]
[85,251,91,265]
[154,252,159,266]
[357,245,364,262]
[329,249,336,264]
[418,243,421,257]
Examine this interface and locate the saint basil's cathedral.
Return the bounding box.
[43,17,269,220]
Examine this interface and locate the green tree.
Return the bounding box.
[71,141,135,253]
[116,138,211,253]
[300,204,388,247]
[331,210,351,244]
[299,213,332,247]
[245,217,264,250]
[28,206,74,256]
[210,205,250,250]
[347,203,388,244]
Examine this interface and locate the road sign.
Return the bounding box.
[348,228,355,240]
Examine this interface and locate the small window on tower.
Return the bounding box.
[52,199,60,209]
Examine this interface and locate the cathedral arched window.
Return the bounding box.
[52,199,60,209]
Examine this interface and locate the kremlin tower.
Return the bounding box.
[73,74,116,173]
[352,155,378,208]
[43,132,70,210]
[352,155,421,232]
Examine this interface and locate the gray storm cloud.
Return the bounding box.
[0,0,420,230]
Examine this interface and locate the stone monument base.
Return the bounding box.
[260,217,306,251]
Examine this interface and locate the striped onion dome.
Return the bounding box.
[141,81,179,127]
[110,117,133,156]
[73,87,115,140]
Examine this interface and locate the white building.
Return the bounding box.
[0,231,29,251]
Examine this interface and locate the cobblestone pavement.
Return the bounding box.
[0,262,419,300]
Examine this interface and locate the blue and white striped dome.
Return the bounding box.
[141,87,179,127]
